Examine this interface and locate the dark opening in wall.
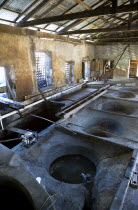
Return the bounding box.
[35,51,53,89]
[82,60,90,80]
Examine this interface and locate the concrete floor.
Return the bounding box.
[0,82,138,209]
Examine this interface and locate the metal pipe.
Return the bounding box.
[0,114,4,130]
[30,114,76,135]
[0,138,22,143]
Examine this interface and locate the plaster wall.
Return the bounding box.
[95,44,138,80]
[0,24,94,101]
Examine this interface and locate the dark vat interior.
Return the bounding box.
[86,119,124,138]
[0,176,35,210]
[49,154,96,184]
[0,130,22,149]
[112,91,135,98]
[16,103,60,132]
[120,88,138,92]
[0,103,60,149]
[99,101,135,115]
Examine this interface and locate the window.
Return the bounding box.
[0,66,16,99]
[65,62,74,83]
[0,67,7,98]
[35,52,52,88]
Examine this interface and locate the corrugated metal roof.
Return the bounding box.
[6,0,35,13]
[0,0,137,40]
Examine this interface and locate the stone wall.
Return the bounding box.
[0,24,94,101]
[94,43,138,80]
[1,23,137,101]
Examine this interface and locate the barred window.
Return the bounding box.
[65,62,75,83]
[35,52,52,88]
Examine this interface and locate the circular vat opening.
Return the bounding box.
[120,88,138,92]
[86,119,124,138]
[49,154,96,184]
[0,176,35,210]
[112,91,135,98]
[98,101,135,115]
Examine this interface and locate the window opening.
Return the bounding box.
[35,52,52,88]
[0,67,7,98]
[65,62,74,83]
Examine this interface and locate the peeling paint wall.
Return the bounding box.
[95,44,138,80]
[0,24,95,101]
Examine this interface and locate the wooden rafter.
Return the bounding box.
[75,0,91,10]
[17,3,138,27]
[91,32,138,40]
[58,26,138,35]
[112,0,118,11]
[39,0,65,18]
[65,0,132,39]
[59,0,128,35]
[57,1,111,33]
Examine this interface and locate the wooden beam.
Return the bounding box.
[57,0,107,33]
[75,0,91,10]
[109,15,128,23]
[17,3,138,27]
[64,0,129,38]
[128,0,134,29]
[112,0,117,11]
[0,0,9,9]
[58,26,138,35]
[91,36,138,40]
[16,0,51,25]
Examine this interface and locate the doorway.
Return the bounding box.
[82,61,90,80]
[129,60,138,78]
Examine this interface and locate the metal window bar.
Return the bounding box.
[65,62,71,82]
[35,52,47,87]
[65,62,75,83]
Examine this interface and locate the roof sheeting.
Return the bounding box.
[0,0,137,41]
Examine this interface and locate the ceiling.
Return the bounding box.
[0,0,138,43]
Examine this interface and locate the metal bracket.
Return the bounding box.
[130,169,138,189]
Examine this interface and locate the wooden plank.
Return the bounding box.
[57,85,110,119]
[62,89,108,119]
[75,0,91,10]
[112,0,118,11]
[17,3,138,27]
[40,0,65,18]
